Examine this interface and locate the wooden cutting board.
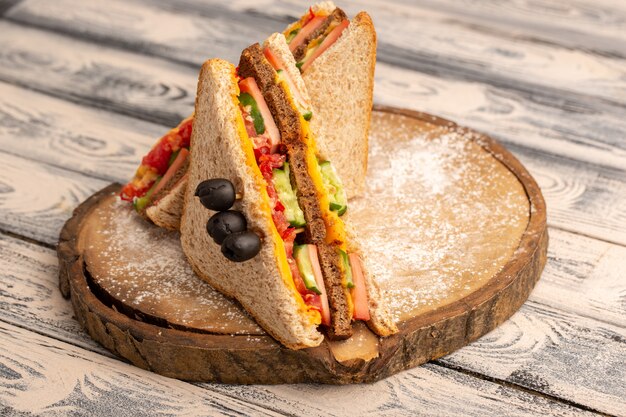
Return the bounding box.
[57,106,547,384]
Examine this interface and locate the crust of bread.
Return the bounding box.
[263,33,312,115]
[179,59,323,350]
[303,11,376,199]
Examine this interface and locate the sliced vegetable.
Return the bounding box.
[168,149,180,167]
[238,92,265,135]
[294,245,321,295]
[272,163,306,227]
[319,161,347,215]
[348,254,370,321]
[239,77,281,151]
[285,28,300,43]
[339,249,354,288]
[300,19,349,73]
[133,177,161,212]
[288,15,327,52]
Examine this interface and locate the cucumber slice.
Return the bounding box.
[168,149,180,167]
[319,161,347,215]
[133,177,162,212]
[339,249,354,288]
[293,245,321,294]
[272,163,306,227]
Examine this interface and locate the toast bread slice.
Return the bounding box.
[180,59,324,349]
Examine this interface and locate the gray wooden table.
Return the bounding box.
[0,0,624,415]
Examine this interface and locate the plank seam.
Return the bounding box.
[547,224,626,250]
[0,229,54,250]
[0,0,22,17]
[434,359,615,416]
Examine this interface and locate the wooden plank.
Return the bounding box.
[1,11,625,175]
[0,0,21,16]
[0,80,172,182]
[438,304,626,417]
[0,151,109,245]
[0,322,284,417]
[532,229,626,329]
[373,0,626,58]
[6,0,626,108]
[0,20,196,126]
[0,236,596,416]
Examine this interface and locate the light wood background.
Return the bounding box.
[0,0,624,415]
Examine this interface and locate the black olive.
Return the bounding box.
[206,210,247,244]
[221,231,261,262]
[195,179,236,211]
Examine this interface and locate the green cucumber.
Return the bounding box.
[272,163,306,227]
[294,245,321,294]
[238,92,265,135]
[168,149,180,167]
[319,161,347,215]
[133,177,162,212]
[286,28,300,43]
[339,249,354,288]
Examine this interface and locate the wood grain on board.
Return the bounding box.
[5,0,626,108]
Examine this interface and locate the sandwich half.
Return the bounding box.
[180,42,395,349]
[284,2,375,198]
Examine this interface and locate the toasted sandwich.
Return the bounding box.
[180,48,395,349]
[120,2,373,224]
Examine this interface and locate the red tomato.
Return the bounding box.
[120,183,148,201]
[141,138,172,174]
[177,117,193,148]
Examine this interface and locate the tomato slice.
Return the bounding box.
[308,245,331,326]
[348,253,370,321]
[239,77,281,151]
[300,19,350,73]
[288,15,327,52]
[150,148,189,197]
